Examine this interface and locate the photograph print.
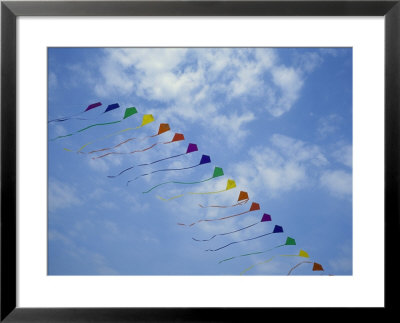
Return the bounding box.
[48,47,352,276]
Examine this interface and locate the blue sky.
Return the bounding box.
[48,47,352,275]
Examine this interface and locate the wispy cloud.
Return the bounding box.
[85,48,323,148]
[317,114,342,138]
[332,143,352,168]
[48,178,82,212]
[328,241,352,274]
[267,66,304,117]
[49,229,120,275]
[320,170,352,198]
[231,134,328,197]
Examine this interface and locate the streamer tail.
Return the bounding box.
[193,221,259,242]
[218,244,286,264]
[287,261,313,275]
[92,142,158,160]
[240,257,275,275]
[205,231,274,252]
[144,175,212,194]
[198,199,249,208]
[127,163,201,185]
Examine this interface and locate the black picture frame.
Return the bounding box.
[1,0,399,321]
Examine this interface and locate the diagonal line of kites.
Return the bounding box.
[49,101,331,276]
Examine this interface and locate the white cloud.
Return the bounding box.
[91,48,317,127]
[49,71,58,88]
[317,114,342,137]
[320,170,352,197]
[295,51,324,73]
[49,229,120,275]
[332,143,352,168]
[270,134,328,166]
[48,179,82,212]
[53,124,67,136]
[231,134,328,197]
[228,60,265,98]
[267,66,304,117]
[209,112,255,147]
[328,242,352,273]
[79,48,330,157]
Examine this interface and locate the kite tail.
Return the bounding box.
[127,163,201,185]
[76,120,121,133]
[87,137,137,154]
[192,234,218,242]
[198,199,249,208]
[188,189,226,195]
[287,261,313,275]
[50,134,73,141]
[192,221,259,242]
[50,120,121,141]
[205,232,274,252]
[48,115,88,123]
[108,153,186,179]
[87,147,113,154]
[240,257,275,275]
[177,209,251,227]
[156,194,185,201]
[107,166,135,179]
[92,142,158,160]
[137,153,185,167]
[144,176,212,194]
[218,244,285,264]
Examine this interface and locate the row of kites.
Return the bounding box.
[50,101,331,276]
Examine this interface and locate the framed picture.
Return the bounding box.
[1,0,398,321]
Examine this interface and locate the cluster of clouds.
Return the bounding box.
[230,133,352,200]
[90,48,325,143]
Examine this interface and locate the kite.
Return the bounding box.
[204,225,283,252]
[193,213,272,242]
[143,166,224,194]
[198,191,249,208]
[177,202,260,227]
[157,179,236,201]
[108,143,197,179]
[88,123,171,155]
[51,104,136,141]
[48,102,102,123]
[287,261,324,275]
[218,236,297,264]
[91,131,184,160]
[126,154,211,185]
[240,249,310,275]
[103,103,121,113]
